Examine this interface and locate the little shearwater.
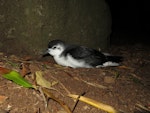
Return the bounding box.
[43,40,122,68]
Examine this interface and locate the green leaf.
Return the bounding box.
[3,71,33,88]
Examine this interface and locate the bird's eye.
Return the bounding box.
[52,46,57,49]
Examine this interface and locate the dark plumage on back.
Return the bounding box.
[61,45,107,66]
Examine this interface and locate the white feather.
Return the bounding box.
[96,61,119,68]
[54,54,92,68]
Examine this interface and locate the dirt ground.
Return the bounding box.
[0,44,150,113]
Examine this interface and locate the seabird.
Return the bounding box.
[43,40,122,68]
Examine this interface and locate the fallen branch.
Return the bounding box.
[68,94,119,113]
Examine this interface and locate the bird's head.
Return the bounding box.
[44,40,66,57]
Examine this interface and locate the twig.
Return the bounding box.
[130,73,141,80]
[73,77,107,89]
[136,103,150,112]
[38,86,48,108]
[72,92,86,113]
[50,75,71,94]
[42,87,72,113]
[63,71,107,89]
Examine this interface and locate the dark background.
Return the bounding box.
[107,0,149,45]
[0,0,149,55]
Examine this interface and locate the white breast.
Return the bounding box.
[53,54,92,68]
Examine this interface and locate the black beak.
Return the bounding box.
[42,49,50,57]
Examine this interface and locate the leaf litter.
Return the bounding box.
[0,45,150,113]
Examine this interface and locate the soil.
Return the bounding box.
[0,44,150,113]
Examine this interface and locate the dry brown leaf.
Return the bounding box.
[104,76,115,84]
[20,63,31,76]
[42,87,72,113]
[35,71,58,89]
[0,95,8,104]
[0,67,11,75]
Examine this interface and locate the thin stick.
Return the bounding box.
[72,92,86,113]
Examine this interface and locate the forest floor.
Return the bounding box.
[0,44,150,113]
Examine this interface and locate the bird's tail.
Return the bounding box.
[101,55,123,67]
[106,55,123,63]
